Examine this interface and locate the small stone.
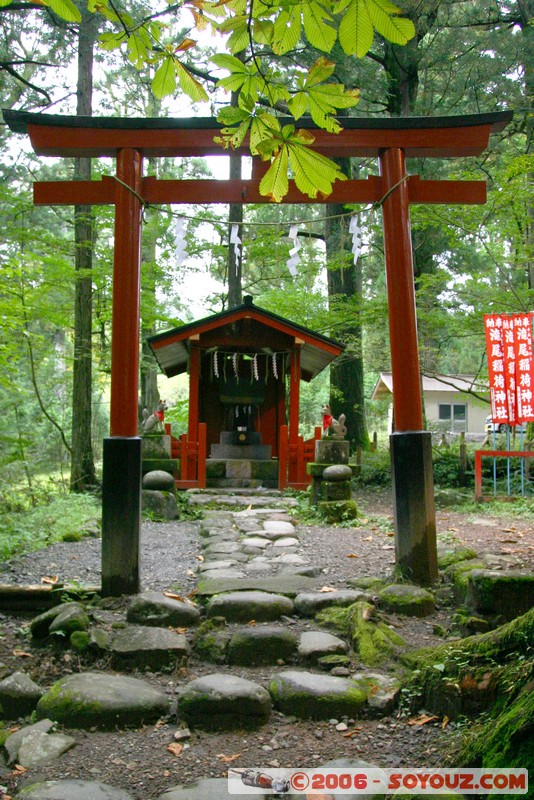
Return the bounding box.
[0,672,43,718]
[322,464,353,482]
[173,728,191,741]
[336,722,348,732]
[142,470,175,491]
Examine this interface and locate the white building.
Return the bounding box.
[371,373,489,434]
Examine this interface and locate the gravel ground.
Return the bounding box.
[0,489,532,799]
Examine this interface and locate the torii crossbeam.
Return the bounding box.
[4,109,512,594]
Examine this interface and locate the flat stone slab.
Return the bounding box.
[228,626,298,666]
[17,729,77,768]
[206,591,294,622]
[197,575,316,597]
[199,568,245,580]
[240,536,272,548]
[126,591,200,627]
[298,631,348,664]
[466,569,534,620]
[378,584,435,617]
[272,537,299,547]
[0,671,43,717]
[36,673,169,729]
[16,780,135,799]
[269,670,366,720]
[5,719,54,764]
[105,625,189,669]
[198,559,238,572]
[351,671,401,715]
[262,520,296,536]
[30,603,89,640]
[294,590,370,617]
[178,673,271,729]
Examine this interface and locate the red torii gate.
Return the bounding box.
[4,109,512,594]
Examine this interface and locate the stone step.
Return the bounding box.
[206,478,277,489]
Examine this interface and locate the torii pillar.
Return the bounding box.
[3,109,512,592]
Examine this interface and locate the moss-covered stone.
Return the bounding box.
[317,500,358,523]
[444,558,487,603]
[317,654,351,670]
[346,601,405,666]
[30,603,86,640]
[228,626,297,666]
[36,673,169,730]
[315,605,350,634]
[378,584,435,617]
[323,480,352,501]
[61,531,83,542]
[194,631,231,664]
[437,544,478,570]
[466,569,534,620]
[269,670,366,720]
[178,674,271,730]
[251,461,278,480]
[70,630,91,652]
[205,461,226,479]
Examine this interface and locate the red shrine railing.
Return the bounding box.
[166,422,207,489]
[164,422,320,491]
[278,425,322,491]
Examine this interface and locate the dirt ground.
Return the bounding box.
[0,489,532,799]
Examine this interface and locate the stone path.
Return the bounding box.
[6,487,533,799]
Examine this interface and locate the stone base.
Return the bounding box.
[314,439,350,464]
[206,459,278,488]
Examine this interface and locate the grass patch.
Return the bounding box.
[0,492,101,561]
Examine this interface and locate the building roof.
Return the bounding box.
[371,372,489,400]
[147,296,344,382]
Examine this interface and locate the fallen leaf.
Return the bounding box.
[342,729,361,738]
[407,714,438,726]
[447,527,459,532]
[163,592,186,602]
[247,620,257,626]
[12,650,32,658]
[217,753,241,762]
[12,765,27,773]
[386,532,395,537]
[442,716,449,730]
[187,569,196,577]
[362,536,373,541]
[319,586,336,593]
[502,526,517,532]
[167,743,183,756]
[163,770,172,777]
[196,554,204,562]
[346,553,360,559]
[41,575,59,585]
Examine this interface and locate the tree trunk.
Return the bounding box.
[325,157,369,450]
[70,5,98,492]
[517,0,534,289]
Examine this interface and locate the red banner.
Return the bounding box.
[484,313,534,425]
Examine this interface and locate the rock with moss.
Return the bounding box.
[378,584,435,617]
[126,591,200,628]
[466,569,534,621]
[228,626,298,666]
[317,500,358,523]
[297,631,348,665]
[205,590,294,622]
[142,490,178,520]
[269,670,366,720]
[178,674,271,730]
[294,590,371,617]
[444,558,487,603]
[36,673,169,730]
[350,671,401,715]
[346,601,405,666]
[437,544,478,570]
[0,672,43,718]
[30,603,89,640]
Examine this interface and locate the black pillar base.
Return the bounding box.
[390,431,438,586]
[102,436,141,596]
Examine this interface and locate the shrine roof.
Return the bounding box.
[3,110,513,159]
[147,296,344,381]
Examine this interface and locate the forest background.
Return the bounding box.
[0,0,532,555]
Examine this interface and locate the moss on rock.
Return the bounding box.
[346,601,405,666]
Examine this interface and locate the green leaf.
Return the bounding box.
[302,1,337,52]
[217,106,252,125]
[288,138,347,198]
[43,0,81,22]
[0,0,13,7]
[252,18,273,45]
[339,0,373,57]
[175,61,209,102]
[287,92,308,121]
[98,32,125,51]
[366,0,415,44]
[250,112,280,154]
[272,8,301,55]
[259,145,289,202]
[152,57,176,99]
[211,53,249,73]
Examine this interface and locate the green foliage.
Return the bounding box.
[353,449,391,487]
[0,490,100,561]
